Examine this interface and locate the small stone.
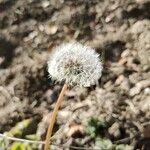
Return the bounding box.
[108,122,120,138]
[121,49,131,58]
[28,31,38,39]
[115,75,124,85]
[144,88,150,94]
[121,78,130,91]
[139,96,150,112]
[130,80,150,96]
[130,86,141,96]
[58,110,72,123]
[42,1,50,8]
[105,14,114,23]
[38,25,45,31]
[45,25,58,35]
[136,80,150,89]
[65,90,76,98]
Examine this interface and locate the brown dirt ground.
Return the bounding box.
[0,0,150,150]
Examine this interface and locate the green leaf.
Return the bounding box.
[10,142,24,150]
[10,142,32,150]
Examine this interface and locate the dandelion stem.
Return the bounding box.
[44,83,67,150]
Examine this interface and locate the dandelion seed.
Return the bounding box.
[48,42,103,87]
[45,43,103,150]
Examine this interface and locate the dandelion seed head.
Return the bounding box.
[48,43,103,87]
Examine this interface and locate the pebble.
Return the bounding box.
[108,122,120,138]
[144,88,150,94]
[130,86,141,96]
[130,80,150,96]
[42,1,50,8]
[45,25,58,35]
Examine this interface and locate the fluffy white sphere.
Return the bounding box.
[48,43,103,87]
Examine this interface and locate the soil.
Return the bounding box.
[0,0,150,150]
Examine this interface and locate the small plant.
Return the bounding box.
[86,117,107,138]
[95,137,113,150]
[86,118,134,150]
[44,42,103,150]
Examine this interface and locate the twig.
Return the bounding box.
[0,133,101,150]
[114,136,134,144]
[0,133,44,145]
[44,83,67,150]
[114,132,140,144]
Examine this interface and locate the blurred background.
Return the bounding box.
[0,0,150,150]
